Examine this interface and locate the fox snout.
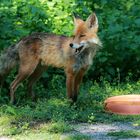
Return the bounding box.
[69,42,85,55]
[69,43,84,49]
[69,43,73,48]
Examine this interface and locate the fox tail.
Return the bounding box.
[0,44,19,79]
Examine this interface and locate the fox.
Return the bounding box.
[0,13,102,104]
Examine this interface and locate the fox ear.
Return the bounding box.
[73,13,83,26]
[86,13,98,32]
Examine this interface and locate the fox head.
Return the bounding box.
[70,13,102,54]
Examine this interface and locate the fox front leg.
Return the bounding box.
[73,67,87,102]
[66,67,78,102]
[66,72,75,101]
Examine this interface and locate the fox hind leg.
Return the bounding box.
[10,73,28,104]
[9,57,39,104]
[27,64,46,100]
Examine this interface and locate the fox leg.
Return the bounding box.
[10,74,27,104]
[73,67,87,102]
[9,57,39,104]
[27,64,46,100]
[66,70,76,101]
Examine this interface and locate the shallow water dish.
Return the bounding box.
[104,95,140,115]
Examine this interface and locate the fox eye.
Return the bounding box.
[80,34,86,38]
[72,35,75,39]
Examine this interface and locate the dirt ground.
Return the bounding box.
[61,122,140,140]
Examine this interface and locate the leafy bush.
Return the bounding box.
[1,0,140,82]
[0,0,140,102]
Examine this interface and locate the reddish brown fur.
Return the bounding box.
[74,20,98,44]
[0,13,101,104]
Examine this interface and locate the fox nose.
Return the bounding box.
[69,43,73,48]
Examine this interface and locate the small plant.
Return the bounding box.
[47,121,73,133]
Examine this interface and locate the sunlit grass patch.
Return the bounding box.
[0,115,22,136]
[47,121,73,133]
[13,132,61,140]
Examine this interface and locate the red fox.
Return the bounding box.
[0,13,102,104]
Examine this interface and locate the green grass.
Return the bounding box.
[35,121,73,134]
[13,131,61,140]
[108,130,140,139]
[63,134,92,140]
[0,79,140,139]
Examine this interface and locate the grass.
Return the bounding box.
[0,78,140,139]
[63,134,92,140]
[108,130,140,139]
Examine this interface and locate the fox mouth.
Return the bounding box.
[75,45,84,54]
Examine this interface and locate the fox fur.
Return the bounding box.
[0,13,101,103]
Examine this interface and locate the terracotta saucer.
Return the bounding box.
[104,95,140,115]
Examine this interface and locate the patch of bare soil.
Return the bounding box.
[61,122,140,140]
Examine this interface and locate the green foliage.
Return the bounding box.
[1,80,140,123]
[0,0,140,82]
[90,0,140,81]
